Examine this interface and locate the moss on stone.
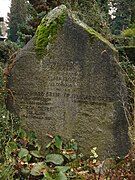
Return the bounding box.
[35,5,117,58]
[35,5,67,58]
[72,15,117,52]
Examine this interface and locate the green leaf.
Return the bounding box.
[5,141,18,157]
[55,172,67,180]
[27,131,37,142]
[23,154,32,162]
[54,135,62,149]
[30,162,46,176]
[8,142,18,151]
[63,154,70,160]
[70,153,77,160]
[30,150,43,158]
[63,153,76,161]
[46,154,64,165]
[43,171,53,180]
[18,148,29,159]
[17,129,27,139]
[55,166,70,173]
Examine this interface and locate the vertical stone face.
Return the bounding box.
[9,6,130,158]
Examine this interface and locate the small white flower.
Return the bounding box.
[93,159,97,163]
[93,147,97,151]
[2,115,6,118]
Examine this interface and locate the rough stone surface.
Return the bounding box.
[9,6,130,159]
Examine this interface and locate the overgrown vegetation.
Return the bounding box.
[0,41,18,64]
[0,128,135,179]
[122,27,135,38]
[1,127,135,179]
[0,0,135,179]
[0,61,135,179]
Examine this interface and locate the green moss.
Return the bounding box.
[35,5,67,58]
[87,27,116,51]
[73,16,117,52]
[36,5,117,58]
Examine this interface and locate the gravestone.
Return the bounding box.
[9,5,130,158]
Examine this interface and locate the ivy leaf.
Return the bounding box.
[23,154,32,162]
[18,148,29,159]
[46,154,64,165]
[54,135,62,149]
[30,162,46,176]
[55,171,67,180]
[17,129,27,139]
[30,150,43,158]
[55,166,70,173]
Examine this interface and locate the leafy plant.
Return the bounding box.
[0,129,135,179]
[122,27,135,38]
[0,57,135,179]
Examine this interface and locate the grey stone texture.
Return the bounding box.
[9,6,130,159]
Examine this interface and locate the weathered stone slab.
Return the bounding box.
[9,5,130,158]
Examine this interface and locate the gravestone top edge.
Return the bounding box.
[73,16,117,52]
[35,5,117,57]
